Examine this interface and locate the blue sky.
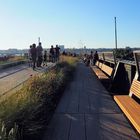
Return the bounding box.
[0,0,140,49]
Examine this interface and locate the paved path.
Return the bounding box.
[0,64,28,79]
[0,63,55,97]
[43,62,139,140]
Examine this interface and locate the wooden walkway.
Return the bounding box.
[43,62,139,140]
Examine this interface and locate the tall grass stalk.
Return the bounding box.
[0,56,78,140]
[0,121,18,140]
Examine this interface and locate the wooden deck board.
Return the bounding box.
[86,114,139,140]
[89,93,121,113]
[43,63,140,140]
[114,95,140,134]
[43,114,71,140]
[69,114,86,140]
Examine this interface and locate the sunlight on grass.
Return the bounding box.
[0,56,26,65]
[0,56,78,140]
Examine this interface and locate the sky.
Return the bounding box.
[0,0,140,49]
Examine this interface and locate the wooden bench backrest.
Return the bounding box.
[95,61,103,69]
[98,62,103,69]
[130,80,140,99]
[95,61,99,67]
[101,64,113,76]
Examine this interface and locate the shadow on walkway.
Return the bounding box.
[43,62,139,140]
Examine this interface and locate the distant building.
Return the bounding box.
[125,46,131,50]
[58,45,65,52]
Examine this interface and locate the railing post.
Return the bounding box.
[133,52,140,79]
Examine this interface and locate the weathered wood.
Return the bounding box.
[114,79,140,134]
[91,66,109,79]
[99,62,103,69]
[102,64,113,76]
[86,114,139,140]
[79,83,90,113]
[89,92,120,114]
[43,114,71,140]
[69,114,86,140]
[43,63,139,140]
[95,60,100,67]
[130,80,140,99]
[92,62,113,80]
[114,95,140,134]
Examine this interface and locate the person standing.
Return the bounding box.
[36,42,43,67]
[50,45,54,62]
[55,45,60,62]
[30,44,37,70]
[43,50,47,66]
[28,45,32,67]
[93,51,99,65]
[90,51,93,66]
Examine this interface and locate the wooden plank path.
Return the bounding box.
[43,62,140,140]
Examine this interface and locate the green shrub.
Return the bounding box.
[0,56,78,140]
[113,48,134,60]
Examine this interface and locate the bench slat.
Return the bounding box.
[91,66,109,79]
[114,95,140,134]
[101,64,113,76]
[95,61,113,77]
[98,62,103,69]
[130,80,140,99]
[95,61,99,67]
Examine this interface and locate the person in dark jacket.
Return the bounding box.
[93,51,99,65]
[55,45,60,62]
[30,44,37,70]
[43,50,47,66]
[90,51,93,65]
[28,45,32,67]
[36,42,43,67]
[50,45,54,62]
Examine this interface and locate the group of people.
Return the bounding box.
[49,45,60,63]
[84,51,99,66]
[29,43,60,70]
[29,42,44,70]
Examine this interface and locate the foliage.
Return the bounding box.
[0,121,18,140]
[0,56,78,140]
[8,56,25,62]
[0,56,25,65]
[113,47,134,60]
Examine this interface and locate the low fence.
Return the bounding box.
[97,51,140,94]
[0,60,27,70]
[134,51,140,78]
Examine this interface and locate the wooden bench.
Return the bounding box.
[114,79,140,134]
[92,61,113,80]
